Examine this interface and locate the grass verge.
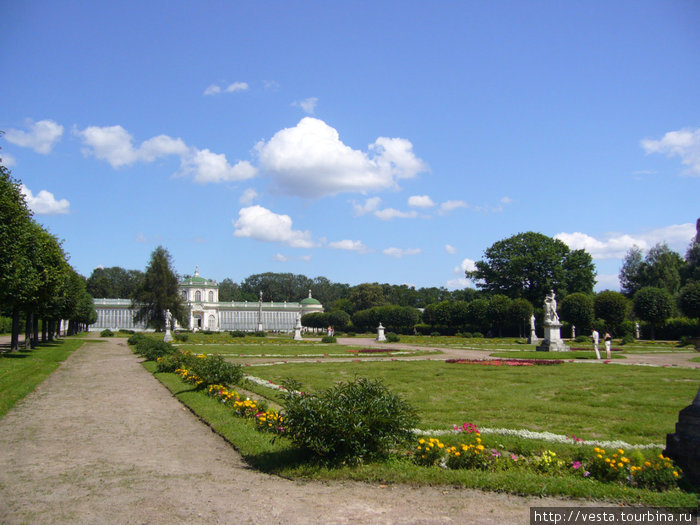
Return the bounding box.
[143,361,698,506]
[0,338,85,418]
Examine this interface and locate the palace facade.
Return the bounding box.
[91,267,323,332]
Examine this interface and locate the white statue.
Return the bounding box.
[530,314,536,331]
[544,290,559,324]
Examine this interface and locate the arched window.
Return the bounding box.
[208,315,216,330]
[195,290,202,302]
[181,290,187,300]
[208,291,214,302]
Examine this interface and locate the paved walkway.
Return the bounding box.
[0,337,587,524]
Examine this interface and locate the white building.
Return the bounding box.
[91,267,323,332]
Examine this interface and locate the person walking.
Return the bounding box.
[604,331,612,359]
[591,329,600,359]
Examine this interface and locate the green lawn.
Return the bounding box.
[0,338,85,418]
[244,360,699,445]
[177,342,436,358]
[490,350,625,360]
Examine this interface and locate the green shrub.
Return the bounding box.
[385,332,400,343]
[344,332,356,337]
[118,329,135,335]
[173,332,189,342]
[461,332,472,338]
[189,354,243,386]
[100,329,114,337]
[621,334,635,345]
[229,330,246,338]
[677,336,695,348]
[280,377,418,463]
[132,336,176,361]
[127,333,147,347]
[471,332,484,338]
[253,331,266,338]
[574,335,590,343]
[321,335,337,343]
[430,331,441,337]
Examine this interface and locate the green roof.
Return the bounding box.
[300,291,321,305]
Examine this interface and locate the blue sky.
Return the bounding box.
[2,1,699,293]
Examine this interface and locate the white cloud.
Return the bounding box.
[555,223,696,259]
[299,254,312,262]
[233,205,315,248]
[292,97,319,114]
[76,125,188,168]
[501,196,513,204]
[641,127,700,176]
[353,197,382,216]
[383,247,422,258]
[373,208,418,221]
[438,200,468,214]
[445,244,457,254]
[274,253,288,262]
[204,82,249,95]
[446,277,473,290]
[181,150,257,184]
[20,185,70,215]
[408,195,435,208]
[453,258,477,274]
[1,152,16,167]
[329,239,370,253]
[256,117,427,198]
[595,274,621,291]
[6,119,63,154]
[239,188,258,204]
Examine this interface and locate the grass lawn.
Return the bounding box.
[243,360,699,445]
[0,338,85,418]
[177,343,437,358]
[145,360,699,506]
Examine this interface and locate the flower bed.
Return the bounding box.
[413,423,683,491]
[354,348,395,354]
[445,358,563,366]
[570,347,622,352]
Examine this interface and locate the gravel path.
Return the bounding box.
[0,337,600,524]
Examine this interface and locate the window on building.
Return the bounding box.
[195,291,201,302]
[208,291,214,302]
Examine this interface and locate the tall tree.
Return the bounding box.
[619,243,686,297]
[466,232,596,304]
[633,287,673,340]
[594,291,629,333]
[132,246,187,331]
[559,293,595,334]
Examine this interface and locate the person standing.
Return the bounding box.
[591,329,600,359]
[604,331,612,359]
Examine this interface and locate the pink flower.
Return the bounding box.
[572,461,582,469]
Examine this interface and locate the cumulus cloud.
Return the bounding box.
[453,258,477,274]
[555,223,696,259]
[256,117,427,198]
[641,127,700,176]
[438,200,468,214]
[204,82,249,96]
[233,205,315,248]
[501,196,513,204]
[239,188,258,204]
[446,277,472,289]
[383,247,422,258]
[20,185,70,215]
[408,195,435,208]
[329,239,370,253]
[76,125,188,168]
[353,197,382,216]
[445,244,457,254]
[75,124,256,184]
[292,97,319,114]
[6,119,63,154]
[1,152,16,167]
[373,208,418,220]
[274,253,288,262]
[180,150,256,184]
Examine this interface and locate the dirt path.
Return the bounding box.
[0,337,601,524]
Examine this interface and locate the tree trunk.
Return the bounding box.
[32,314,39,348]
[48,319,54,342]
[24,311,32,350]
[11,307,21,351]
[42,319,48,342]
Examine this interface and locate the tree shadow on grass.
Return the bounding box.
[242,447,317,474]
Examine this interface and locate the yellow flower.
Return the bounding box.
[644,461,651,467]
[597,454,603,459]
[673,471,679,478]
[418,438,425,445]
[617,449,624,455]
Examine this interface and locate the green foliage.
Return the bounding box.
[620,244,686,297]
[321,335,337,343]
[633,287,673,339]
[352,305,419,334]
[253,331,266,337]
[229,330,247,338]
[173,332,189,342]
[189,354,244,386]
[100,329,114,337]
[136,338,176,361]
[385,332,400,343]
[678,282,700,322]
[86,266,144,299]
[466,232,595,304]
[559,293,594,332]
[132,246,187,332]
[280,377,418,463]
[621,334,635,345]
[594,291,629,333]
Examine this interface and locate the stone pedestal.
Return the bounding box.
[293,315,303,341]
[664,387,700,488]
[537,322,570,352]
[163,329,173,343]
[376,323,386,342]
[528,329,539,344]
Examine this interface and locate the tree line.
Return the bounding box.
[0,150,96,350]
